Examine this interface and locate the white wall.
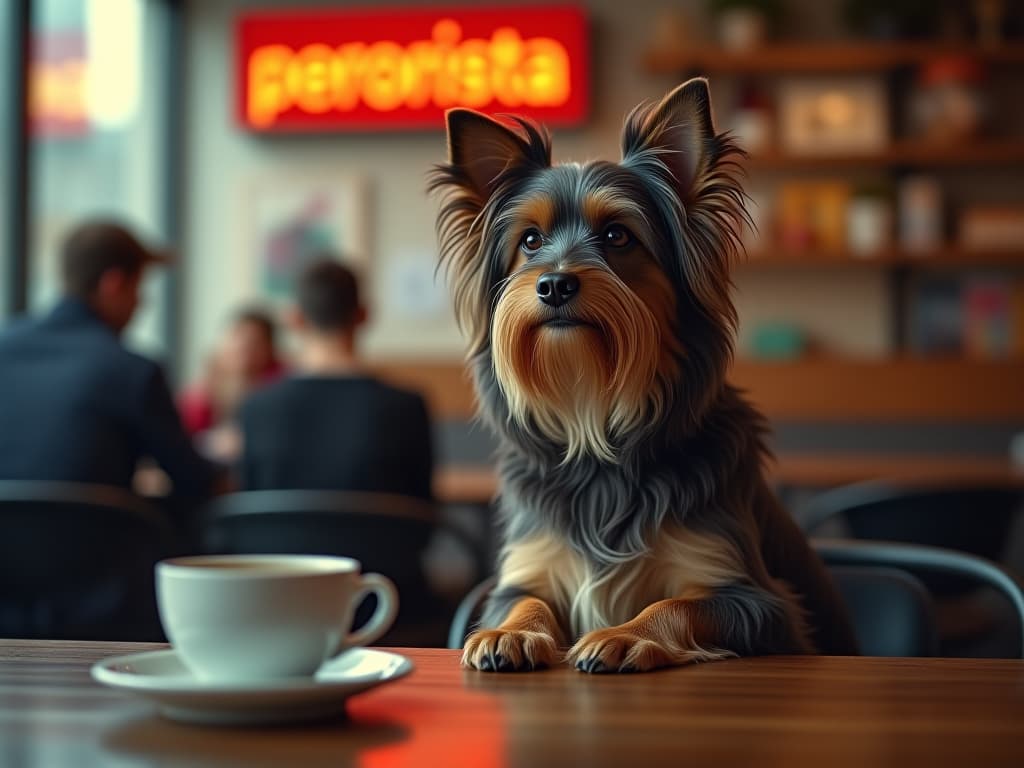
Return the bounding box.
[182,0,889,380]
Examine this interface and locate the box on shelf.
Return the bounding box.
[959,206,1024,251]
[909,277,963,356]
[777,180,849,252]
[911,275,1024,359]
[964,277,1013,358]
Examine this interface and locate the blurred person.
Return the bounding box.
[0,220,215,501]
[236,258,439,642]
[237,259,433,500]
[178,307,285,436]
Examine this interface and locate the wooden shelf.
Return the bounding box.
[744,140,1024,169]
[372,358,1024,422]
[644,42,1024,74]
[740,247,1024,269]
[731,358,1024,421]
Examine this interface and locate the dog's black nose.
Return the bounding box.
[536,272,580,308]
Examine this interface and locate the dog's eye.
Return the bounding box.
[603,225,632,248]
[520,230,543,254]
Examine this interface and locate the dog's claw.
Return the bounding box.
[493,654,515,672]
[478,652,518,672]
[575,656,608,674]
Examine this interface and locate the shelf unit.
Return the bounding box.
[645,39,1024,408]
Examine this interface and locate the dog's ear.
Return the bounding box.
[446,109,542,201]
[620,78,716,200]
[432,110,551,355]
[620,78,747,395]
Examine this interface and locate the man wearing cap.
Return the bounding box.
[0,220,215,500]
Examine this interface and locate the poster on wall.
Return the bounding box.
[242,174,369,306]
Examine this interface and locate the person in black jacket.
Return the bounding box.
[0,220,216,639]
[0,220,215,500]
[238,259,433,500]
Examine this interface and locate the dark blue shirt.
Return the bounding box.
[0,298,213,498]
[238,375,434,501]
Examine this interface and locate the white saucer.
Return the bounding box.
[91,648,413,725]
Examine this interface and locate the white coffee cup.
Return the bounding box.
[156,554,398,683]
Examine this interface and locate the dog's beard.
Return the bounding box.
[492,264,675,463]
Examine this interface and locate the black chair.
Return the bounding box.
[447,540,1024,658]
[814,538,1024,658]
[0,480,175,641]
[801,484,1024,653]
[827,566,939,656]
[799,484,1022,596]
[201,490,486,647]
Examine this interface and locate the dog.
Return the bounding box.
[430,78,858,673]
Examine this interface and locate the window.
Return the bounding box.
[28,0,174,360]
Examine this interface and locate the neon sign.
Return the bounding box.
[236,6,588,131]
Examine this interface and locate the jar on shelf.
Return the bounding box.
[898,176,944,253]
[707,0,783,51]
[846,185,893,257]
[909,56,988,143]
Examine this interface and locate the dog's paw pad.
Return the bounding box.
[463,629,558,672]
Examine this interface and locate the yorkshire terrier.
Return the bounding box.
[430,79,858,672]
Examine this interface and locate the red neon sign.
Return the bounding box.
[236,5,588,132]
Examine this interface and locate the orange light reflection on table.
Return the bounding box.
[352,683,505,768]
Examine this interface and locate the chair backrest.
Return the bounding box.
[448,540,1024,657]
[447,574,497,649]
[800,484,1022,596]
[801,483,1021,556]
[814,538,1024,659]
[827,566,939,657]
[0,480,175,640]
[201,490,442,599]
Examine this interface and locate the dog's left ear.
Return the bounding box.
[621,78,715,201]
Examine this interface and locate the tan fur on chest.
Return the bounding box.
[498,526,746,638]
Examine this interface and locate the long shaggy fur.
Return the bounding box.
[431,79,859,672]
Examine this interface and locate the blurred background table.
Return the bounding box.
[2,641,1023,767]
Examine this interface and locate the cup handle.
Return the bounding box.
[337,573,399,652]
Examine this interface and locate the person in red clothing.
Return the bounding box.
[178,307,285,436]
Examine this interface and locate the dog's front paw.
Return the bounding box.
[567,627,676,673]
[462,629,560,672]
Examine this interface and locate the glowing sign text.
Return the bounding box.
[236,6,588,131]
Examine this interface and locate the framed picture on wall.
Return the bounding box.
[776,77,889,155]
[240,173,370,306]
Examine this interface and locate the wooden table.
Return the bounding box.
[3,641,1024,767]
[435,454,1024,505]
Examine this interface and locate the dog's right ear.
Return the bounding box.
[445,109,546,201]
